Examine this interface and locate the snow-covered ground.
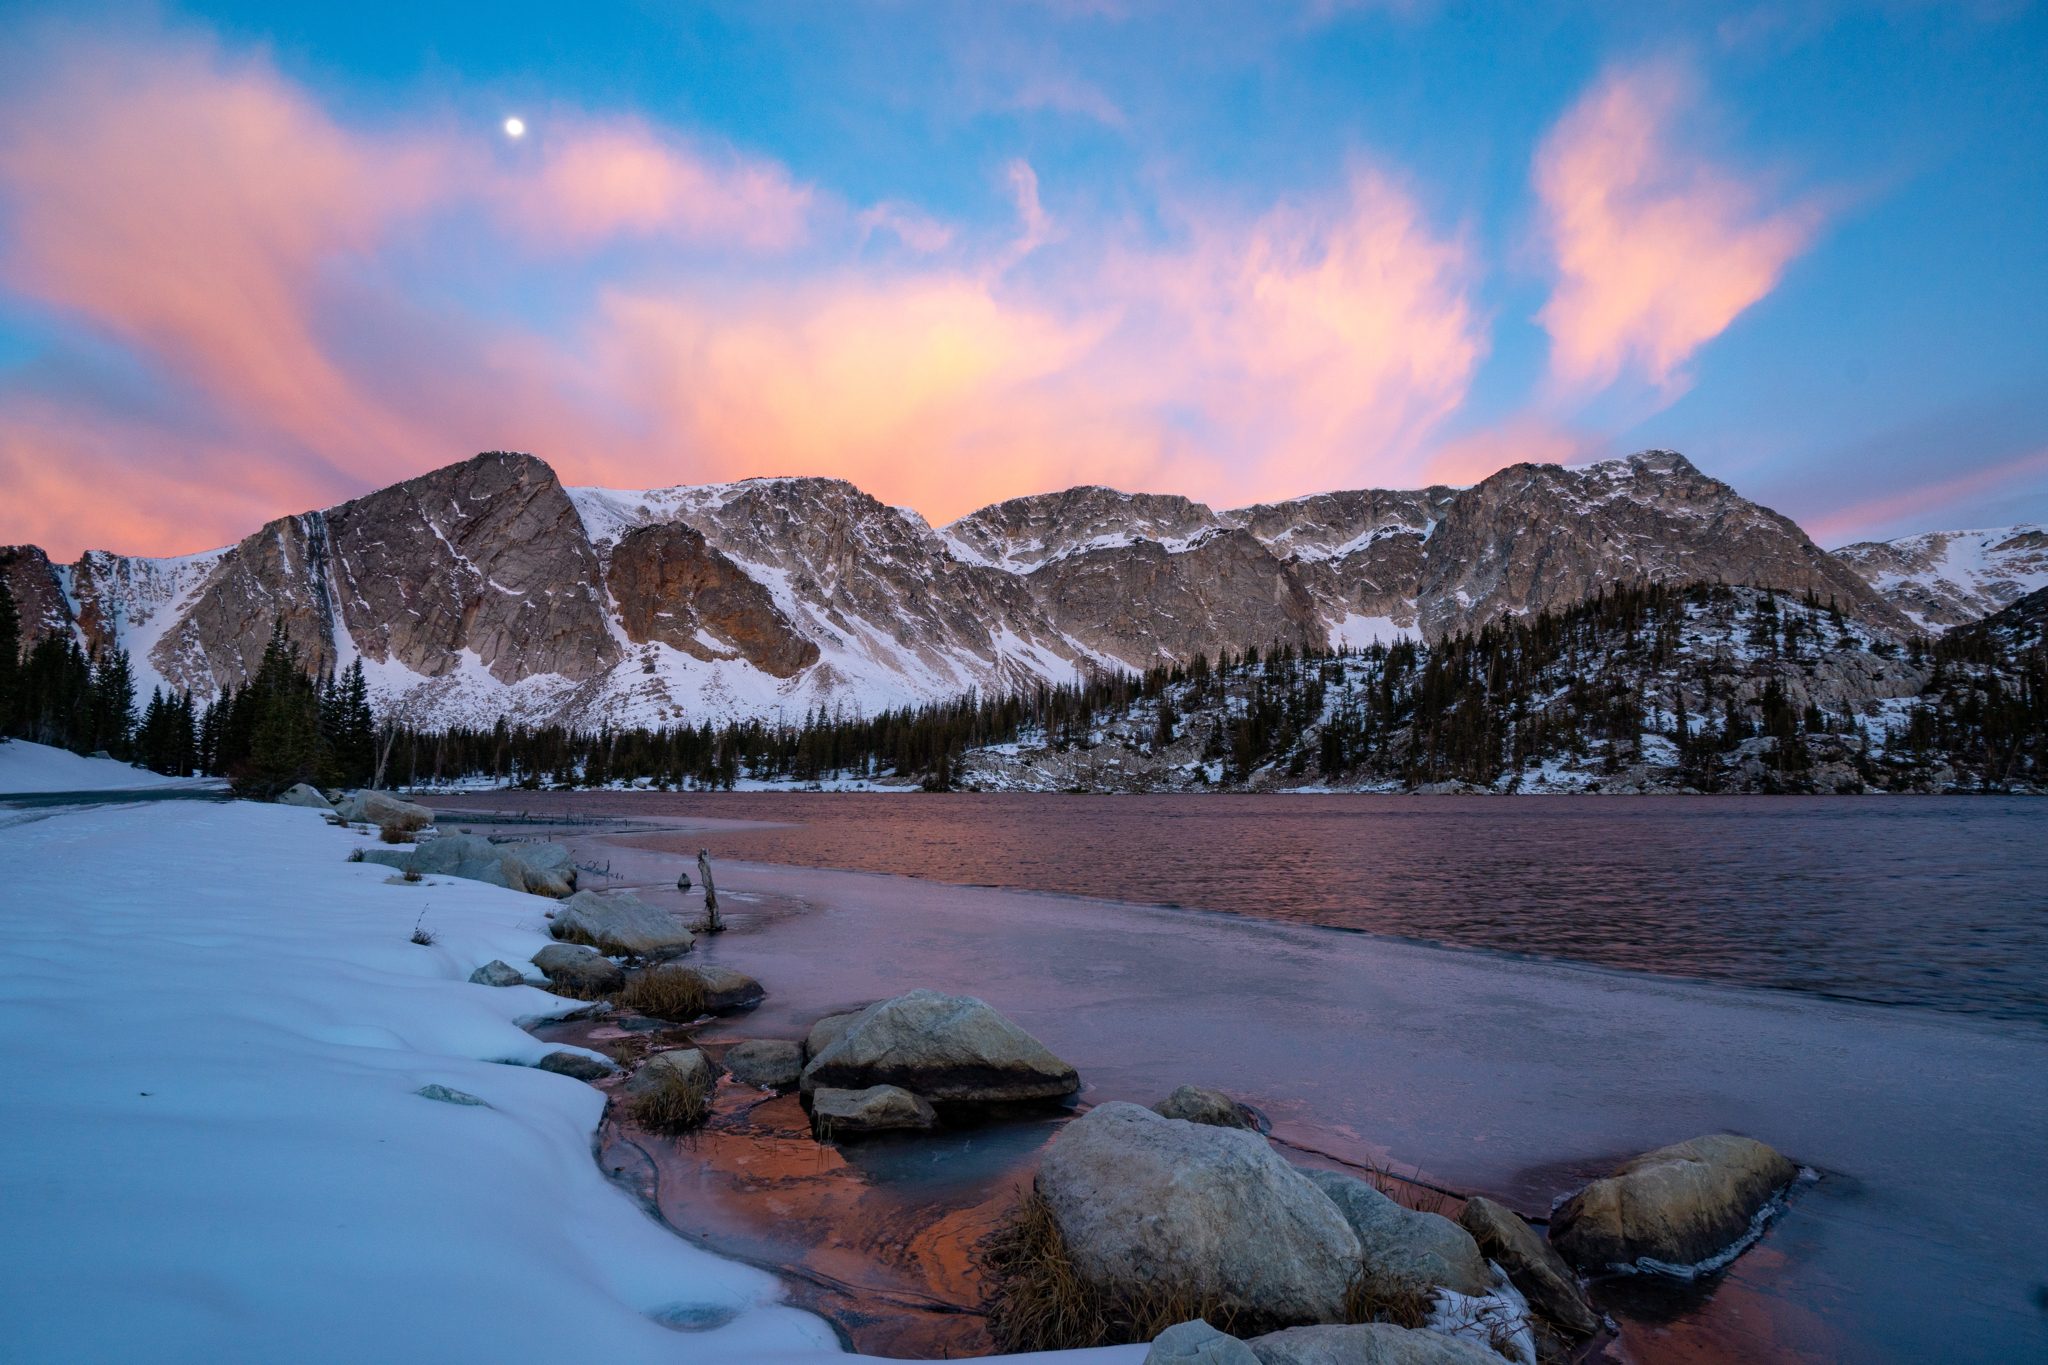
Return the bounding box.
[0,797,850,1363]
[0,738,224,794]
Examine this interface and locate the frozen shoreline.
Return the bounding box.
[0,793,849,1364]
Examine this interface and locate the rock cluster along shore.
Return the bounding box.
[312,797,1801,1365]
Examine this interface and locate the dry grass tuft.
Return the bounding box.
[1341,1270,1433,1330]
[628,1071,710,1133]
[378,824,416,844]
[347,848,365,863]
[615,968,709,1022]
[401,867,423,883]
[979,1188,1245,1352]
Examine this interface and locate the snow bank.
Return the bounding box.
[0,738,223,794]
[0,799,843,1364]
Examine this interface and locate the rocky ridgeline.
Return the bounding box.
[3,447,1979,729]
[957,582,2047,795]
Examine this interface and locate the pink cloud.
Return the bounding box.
[493,119,813,252]
[0,25,1483,556]
[1800,446,2048,546]
[1534,60,1824,394]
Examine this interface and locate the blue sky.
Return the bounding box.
[0,0,2043,556]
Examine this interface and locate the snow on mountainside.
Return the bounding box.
[0,449,1938,728]
[1831,526,2048,632]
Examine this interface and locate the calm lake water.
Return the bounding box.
[451,791,2048,1024]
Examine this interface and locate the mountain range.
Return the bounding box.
[3,449,2042,727]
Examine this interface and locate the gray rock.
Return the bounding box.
[1245,1324,1506,1365]
[415,1084,487,1107]
[551,889,695,959]
[530,942,624,995]
[1551,1133,1798,1271]
[804,1009,865,1061]
[338,789,435,832]
[535,1050,617,1082]
[1456,1196,1597,1338]
[658,963,765,1013]
[1155,1084,1258,1130]
[1035,1101,1361,1325]
[801,989,1078,1103]
[468,959,526,987]
[360,833,577,898]
[1144,1320,1260,1365]
[1299,1168,1493,1299]
[625,1048,715,1105]
[811,1084,937,1134]
[277,783,336,813]
[723,1039,804,1091]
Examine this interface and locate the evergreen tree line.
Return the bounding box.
[1,585,378,798]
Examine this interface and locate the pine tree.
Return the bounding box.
[0,580,19,739]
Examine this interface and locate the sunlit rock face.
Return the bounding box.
[1833,525,2048,631]
[2,448,1958,726]
[324,451,617,684]
[607,521,817,678]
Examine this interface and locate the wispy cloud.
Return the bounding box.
[1533,59,1824,396]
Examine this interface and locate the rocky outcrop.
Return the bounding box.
[1243,1323,1506,1365]
[535,1050,615,1082]
[326,452,617,684]
[530,943,624,996]
[800,989,1078,1103]
[1833,525,2048,631]
[360,832,574,897]
[1144,1320,1260,1365]
[276,783,335,812]
[550,890,694,958]
[607,521,817,677]
[1455,1196,1597,1338]
[1550,1133,1798,1271]
[811,1084,938,1134]
[1297,1168,1492,1300]
[721,1039,804,1091]
[337,790,434,832]
[468,960,526,987]
[1154,1084,1259,1130]
[0,546,73,659]
[1034,1102,1361,1326]
[1414,453,1908,640]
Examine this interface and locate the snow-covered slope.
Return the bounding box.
[3,449,1934,729]
[0,798,843,1363]
[1832,526,2048,632]
[0,738,220,794]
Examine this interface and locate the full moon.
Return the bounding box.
[502,116,526,139]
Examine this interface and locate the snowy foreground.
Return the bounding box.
[0,753,967,1365]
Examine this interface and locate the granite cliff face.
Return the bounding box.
[0,448,1979,726]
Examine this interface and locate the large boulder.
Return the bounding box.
[551,889,695,958]
[277,783,336,813]
[360,834,576,898]
[1550,1133,1798,1271]
[804,1009,865,1060]
[811,1084,938,1135]
[1456,1196,1597,1338]
[1155,1084,1259,1130]
[338,789,434,832]
[530,943,624,996]
[624,1048,716,1131]
[1298,1168,1492,1299]
[1245,1324,1505,1365]
[1034,1102,1361,1326]
[801,989,1078,1103]
[722,1039,804,1091]
[1144,1320,1260,1365]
